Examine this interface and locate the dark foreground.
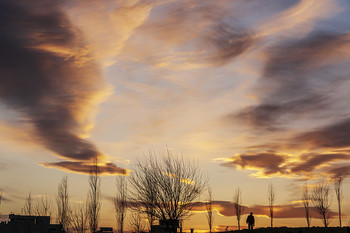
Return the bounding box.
[220,227,350,233]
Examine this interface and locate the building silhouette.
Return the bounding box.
[94,227,114,233]
[0,214,64,233]
[151,220,180,233]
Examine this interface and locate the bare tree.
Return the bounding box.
[334,173,343,227]
[233,188,245,230]
[0,188,3,210]
[302,184,311,228]
[206,187,214,233]
[24,191,33,215]
[268,183,275,228]
[71,202,88,233]
[57,176,70,232]
[34,194,52,216]
[128,150,206,233]
[311,181,331,227]
[87,156,101,233]
[129,210,145,233]
[114,175,127,233]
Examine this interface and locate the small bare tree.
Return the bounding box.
[71,202,88,233]
[0,188,3,210]
[57,176,70,232]
[87,156,101,233]
[334,173,343,227]
[268,183,275,228]
[24,191,33,215]
[312,181,331,227]
[302,184,311,228]
[206,187,214,233]
[233,188,245,230]
[114,176,127,233]
[34,194,52,216]
[129,210,145,233]
[128,150,206,233]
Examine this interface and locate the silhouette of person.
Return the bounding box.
[246,212,255,230]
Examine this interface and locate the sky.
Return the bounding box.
[1,0,350,231]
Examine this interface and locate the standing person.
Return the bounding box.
[246,212,255,230]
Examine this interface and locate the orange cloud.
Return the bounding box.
[219,151,350,180]
[41,161,128,176]
[192,201,339,219]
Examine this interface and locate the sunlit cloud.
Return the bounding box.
[192,201,339,219]
[218,151,350,180]
[41,161,129,176]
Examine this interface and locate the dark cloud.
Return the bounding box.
[0,0,105,160]
[42,161,128,175]
[221,152,286,175]
[328,165,350,177]
[235,95,327,130]
[232,32,350,129]
[296,118,350,149]
[200,22,255,65]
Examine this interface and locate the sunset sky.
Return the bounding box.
[1,0,350,231]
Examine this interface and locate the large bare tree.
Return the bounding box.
[114,175,127,233]
[128,150,206,233]
[268,183,275,228]
[71,202,88,233]
[334,173,343,227]
[311,181,331,227]
[233,188,245,230]
[34,194,52,216]
[24,191,32,215]
[206,187,214,233]
[302,184,311,228]
[57,176,70,232]
[87,156,101,233]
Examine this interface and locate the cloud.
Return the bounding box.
[290,153,350,173]
[41,161,128,176]
[232,32,350,130]
[221,152,286,176]
[220,31,350,180]
[121,0,255,67]
[218,151,350,179]
[234,95,328,130]
[296,118,350,149]
[0,0,108,161]
[192,201,338,219]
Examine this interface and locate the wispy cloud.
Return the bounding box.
[119,0,256,68]
[231,32,350,131]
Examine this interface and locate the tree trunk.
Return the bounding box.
[271,217,273,228]
[323,214,327,228]
[339,203,342,227]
